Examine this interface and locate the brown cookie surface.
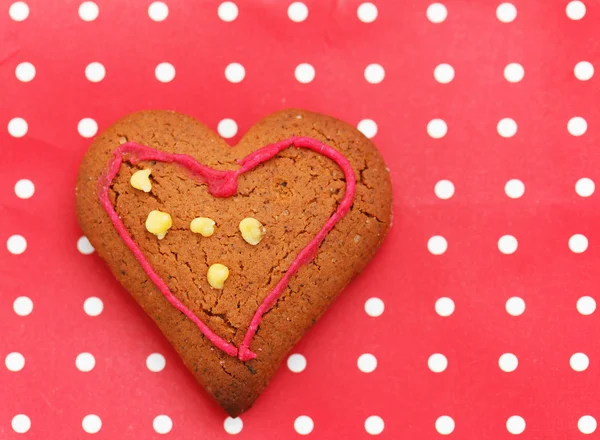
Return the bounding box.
[75,109,392,416]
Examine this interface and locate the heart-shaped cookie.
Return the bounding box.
[76,109,392,416]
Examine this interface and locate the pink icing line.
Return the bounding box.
[97,136,356,361]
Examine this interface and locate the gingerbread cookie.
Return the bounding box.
[75,109,392,416]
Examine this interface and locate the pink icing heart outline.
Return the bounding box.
[98,136,356,361]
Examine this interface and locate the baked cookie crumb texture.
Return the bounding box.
[75,109,392,416]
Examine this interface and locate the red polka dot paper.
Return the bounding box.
[2,0,600,438]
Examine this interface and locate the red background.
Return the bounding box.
[1,0,600,438]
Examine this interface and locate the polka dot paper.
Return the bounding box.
[2,0,600,438]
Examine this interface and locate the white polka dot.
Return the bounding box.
[364,416,385,435]
[5,352,25,372]
[435,297,455,317]
[146,353,166,372]
[568,116,587,136]
[426,3,447,23]
[577,296,596,315]
[153,415,173,434]
[155,62,176,83]
[496,3,517,23]
[77,236,95,255]
[434,180,455,200]
[566,1,586,20]
[287,353,307,373]
[428,235,448,255]
[82,415,102,434]
[7,235,27,255]
[15,62,35,82]
[506,416,526,435]
[288,2,308,22]
[224,62,245,83]
[427,119,448,139]
[435,416,455,435]
[294,416,314,435]
[357,353,377,373]
[575,61,594,81]
[217,118,238,139]
[224,417,243,435]
[148,1,168,21]
[218,1,238,22]
[576,178,595,197]
[357,119,378,139]
[364,297,385,317]
[505,179,525,199]
[569,234,588,253]
[9,2,29,21]
[504,63,524,83]
[76,352,96,372]
[83,297,103,317]
[497,118,517,138]
[505,297,525,316]
[8,117,28,138]
[433,64,454,84]
[499,353,518,372]
[428,353,448,373]
[498,235,518,254]
[77,118,98,138]
[146,353,167,373]
[364,64,385,84]
[570,352,589,371]
[14,179,35,199]
[79,1,99,21]
[357,2,378,23]
[85,62,105,82]
[295,63,315,84]
[578,415,597,434]
[13,296,33,316]
[11,415,31,434]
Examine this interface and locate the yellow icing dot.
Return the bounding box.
[239,217,266,245]
[130,169,152,192]
[190,217,216,237]
[207,263,229,289]
[145,210,172,240]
